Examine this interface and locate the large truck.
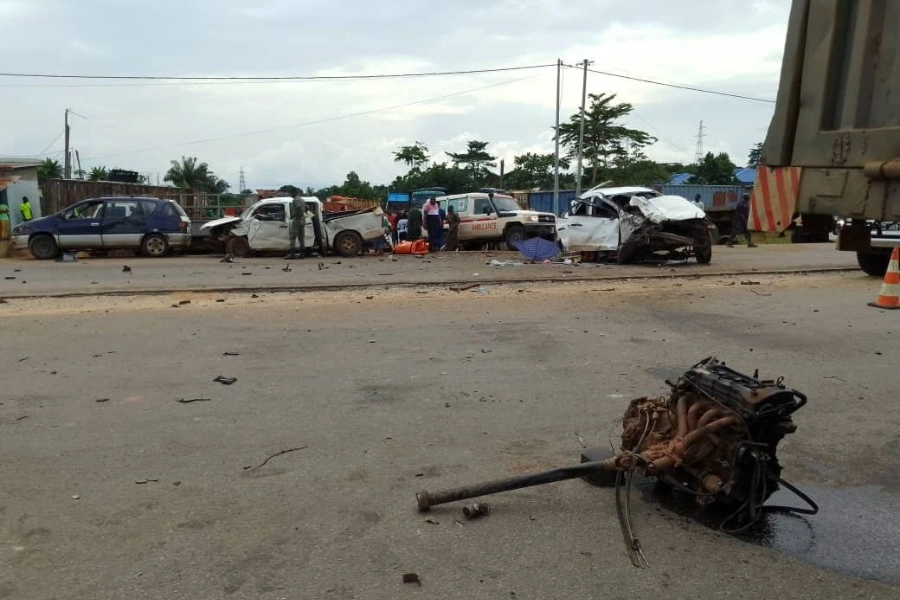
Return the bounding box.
[752,0,900,276]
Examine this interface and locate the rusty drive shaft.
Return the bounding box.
[415,459,618,511]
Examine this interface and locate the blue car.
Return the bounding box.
[12,196,192,260]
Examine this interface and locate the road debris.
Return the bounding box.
[414,357,817,569]
[95,398,110,403]
[462,502,491,519]
[424,518,440,525]
[178,300,191,305]
[282,264,292,272]
[402,573,421,586]
[72,495,80,500]
[244,446,308,470]
[750,290,772,297]
[220,255,234,263]
[16,415,29,421]
[17,357,28,362]
[176,397,212,403]
[122,265,131,273]
[134,479,159,484]
[173,481,182,486]
[213,376,237,385]
[223,351,240,356]
[241,272,252,276]
[740,280,761,285]
[216,299,226,303]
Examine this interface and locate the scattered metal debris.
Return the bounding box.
[740,280,761,286]
[95,398,110,403]
[220,255,234,263]
[462,503,491,519]
[134,479,159,484]
[282,264,292,272]
[72,495,80,500]
[402,573,421,586]
[176,397,212,403]
[16,415,29,421]
[216,298,226,303]
[178,300,191,305]
[424,518,440,525]
[244,446,308,470]
[213,376,237,385]
[173,481,182,486]
[750,290,772,297]
[414,357,817,568]
[122,265,131,273]
[450,283,481,292]
[223,351,240,356]
[17,357,28,362]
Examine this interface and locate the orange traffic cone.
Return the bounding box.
[868,246,900,310]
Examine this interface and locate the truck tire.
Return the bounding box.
[28,234,59,260]
[504,225,526,248]
[857,250,890,277]
[334,231,363,257]
[225,236,251,258]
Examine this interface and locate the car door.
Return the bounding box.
[100,199,147,248]
[562,198,620,251]
[56,199,105,249]
[460,196,499,240]
[246,202,290,250]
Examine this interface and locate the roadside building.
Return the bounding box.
[0,157,43,229]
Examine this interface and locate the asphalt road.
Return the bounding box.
[0,243,859,298]
[1,272,897,599]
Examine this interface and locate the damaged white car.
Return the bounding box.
[557,186,714,264]
[201,197,385,258]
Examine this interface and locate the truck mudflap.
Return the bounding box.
[749,166,802,232]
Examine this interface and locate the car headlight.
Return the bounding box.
[525,215,539,223]
[12,225,24,236]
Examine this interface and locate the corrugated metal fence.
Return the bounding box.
[650,184,746,214]
[527,190,578,215]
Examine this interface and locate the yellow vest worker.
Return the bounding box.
[20,197,33,221]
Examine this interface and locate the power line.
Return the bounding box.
[37,130,64,155]
[0,63,554,83]
[566,64,775,104]
[82,73,541,161]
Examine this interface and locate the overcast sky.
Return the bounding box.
[0,0,789,190]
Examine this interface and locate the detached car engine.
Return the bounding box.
[619,357,809,530]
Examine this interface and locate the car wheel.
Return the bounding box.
[28,234,59,260]
[334,231,362,257]
[617,240,638,264]
[225,236,251,258]
[695,231,713,264]
[856,250,890,277]
[141,233,169,257]
[504,225,526,248]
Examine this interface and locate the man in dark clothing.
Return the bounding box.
[407,206,423,242]
[444,205,460,251]
[729,193,757,248]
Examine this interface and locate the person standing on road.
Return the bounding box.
[397,212,409,242]
[287,193,307,259]
[407,206,423,242]
[444,205,460,251]
[19,196,33,222]
[728,193,757,248]
[693,193,704,211]
[423,197,443,252]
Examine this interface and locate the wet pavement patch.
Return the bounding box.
[639,480,899,583]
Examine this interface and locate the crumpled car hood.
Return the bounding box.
[629,195,705,224]
[199,216,242,231]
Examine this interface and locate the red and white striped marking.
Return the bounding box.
[749,167,802,232]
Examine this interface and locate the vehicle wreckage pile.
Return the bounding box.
[416,357,818,566]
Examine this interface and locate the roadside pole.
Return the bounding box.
[575,59,593,196]
[64,109,71,179]
[553,59,562,217]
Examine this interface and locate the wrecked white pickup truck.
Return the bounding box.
[557,186,714,264]
[200,197,385,258]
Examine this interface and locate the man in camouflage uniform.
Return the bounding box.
[287,193,307,259]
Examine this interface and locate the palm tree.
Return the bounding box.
[164,156,211,191]
[88,166,109,181]
[37,158,63,184]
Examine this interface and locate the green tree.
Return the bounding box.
[556,93,656,186]
[505,153,571,190]
[88,166,109,181]
[609,149,669,186]
[691,152,739,185]
[164,156,229,193]
[446,140,497,186]
[747,142,763,168]
[37,158,63,184]
[393,142,430,171]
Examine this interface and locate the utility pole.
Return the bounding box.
[64,109,71,179]
[75,150,83,179]
[575,59,593,196]
[553,58,562,217]
[694,120,705,163]
[499,159,505,188]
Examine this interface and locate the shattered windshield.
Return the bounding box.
[491,196,520,212]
